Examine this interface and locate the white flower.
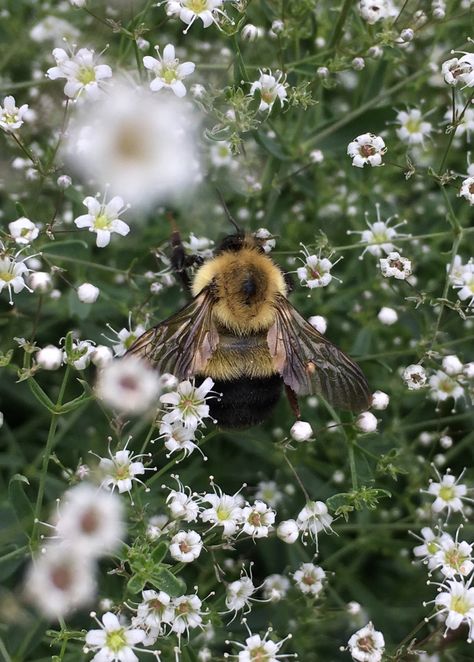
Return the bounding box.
[358,0,396,24]
[165,0,228,33]
[99,445,153,496]
[91,345,114,368]
[132,589,174,635]
[293,562,326,596]
[64,339,95,370]
[166,484,200,522]
[26,546,96,618]
[250,70,288,112]
[426,470,469,516]
[371,390,389,410]
[159,420,201,457]
[241,500,275,538]
[442,355,463,376]
[183,233,215,258]
[160,377,215,430]
[77,283,100,303]
[444,106,474,139]
[143,44,195,97]
[65,82,199,208]
[395,108,432,145]
[441,52,474,88]
[434,579,474,642]
[8,217,39,245]
[413,526,441,568]
[290,420,313,442]
[170,530,203,562]
[201,491,244,537]
[225,576,256,613]
[95,356,161,415]
[106,321,147,357]
[29,271,52,292]
[297,501,333,546]
[349,205,408,259]
[54,484,124,556]
[347,133,386,167]
[241,24,263,41]
[85,611,146,662]
[403,364,427,390]
[429,370,464,402]
[432,534,474,578]
[263,574,290,602]
[170,593,203,635]
[228,629,293,661]
[377,306,398,325]
[309,149,324,163]
[36,345,63,371]
[347,621,385,662]
[0,95,29,132]
[74,194,130,248]
[209,140,235,168]
[254,228,276,253]
[460,176,474,205]
[276,519,299,544]
[355,411,378,433]
[453,261,474,307]
[255,481,283,508]
[297,247,337,289]
[0,254,30,305]
[47,47,112,99]
[379,251,412,279]
[308,315,327,334]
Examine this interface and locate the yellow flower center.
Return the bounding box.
[185,0,208,13]
[78,66,97,85]
[450,594,471,615]
[163,67,178,84]
[405,118,421,133]
[94,213,111,230]
[0,271,14,282]
[439,485,455,502]
[105,629,127,653]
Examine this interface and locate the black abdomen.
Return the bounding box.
[198,374,283,429]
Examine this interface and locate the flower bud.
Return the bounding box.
[57,174,72,189]
[241,23,260,41]
[277,519,299,544]
[371,390,389,410]
[400,28,414,42]
[442,355,463,376]
[308,315,327,334]
[36,345,63,370]
[352,57,365,71]
[91,345,114,367]
[317,66,329,79]
[29,271,52,293]
[290,420,313,442]
[355,411,378,433]
[378,307,398,325]
[77,283,100,303]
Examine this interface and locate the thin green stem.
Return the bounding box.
[329,0,355,50]
[0,545,28,564]
[0,638,12,662]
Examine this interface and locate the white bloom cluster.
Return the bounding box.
[297,245,340,289]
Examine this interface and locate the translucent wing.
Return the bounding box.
[127,288,219,379]
[267,294,371,412]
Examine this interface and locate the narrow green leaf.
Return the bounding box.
[8,474,33,536]
[27,378,56,413]
[127,573,146,595]
[150,567,185,597]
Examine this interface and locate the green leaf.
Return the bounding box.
[42,239,89,256]
[0,349,14,367]
[151,541,168,565]
[127,573,146,595]
[8,474,33,536]
[27,378,56,413]
[150,567,185,597]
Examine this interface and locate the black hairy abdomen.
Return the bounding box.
[197,374,283,429]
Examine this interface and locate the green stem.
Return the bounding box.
[0,545,28,564]
[329,0,355,50]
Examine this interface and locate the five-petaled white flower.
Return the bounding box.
[293,562,326,597]
[432,534,474,578]
[8,217,39,245]
[434,578,474,642]
[349,205,408,259]
[84,611,146,662]
[297,246,339,289]
[95,356,161,415]
[0,254,31,305]
[441,52,474,88]
[241,500,275,538]
[429,370,464,403]
[159,420,201,457]
[0,95,29,132]
[74,194,130,248]
[160,377,215,430]
[396,108,432,146]
[132,589,174,638]
[143,43,195,97]
[347,133,386,168]
[296,500,334,547]
[250,70,288,112]
[379,251,412,279]
[47,47,112,99]
[200,492,244,537]
[226,628,293,661]
[460,176,474,205]
[225,576,256,613]
[98,446,153,496]
[170,529,203,563]
[426,470,470,516]
[347,621,385,662]
[402,364,427,390]
[166,0,228,33]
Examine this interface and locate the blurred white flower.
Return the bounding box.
[371,390,389,410]
[65,82,200,207]
[29,271,53,293]
[396,108,432,145]
[442,52,474,88]
[442,355,463,376]
[165,0,228,33]
[347,621,385,662]
[143,43,195,97]
[250,70,288,112]
[0,95,29,132]
[91,345,114,368]
[64,339,95,370]
[276,519,299,544]
[47,47,112,99]
[170,529,203,562]
[95,356,161,415]
[0,254,31,305]
[255,480,283,508]
[77,282,100,303]
[356,411,378,433]
[377,306,398,325]
[254,228,276,253]
[8,217,39,245]
[460,176,474,205]
[347,133,386,167]
[429,370,464,402]
[74,194,130,248]
[36,345,63,370]
[308,315,327,334]
[290,420,313,442]
[358,0,396,24]
[263,574,290,602]
[30,16,80,45]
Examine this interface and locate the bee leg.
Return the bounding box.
[285,384,301,419]
[170,229,203,293]
[283,271,295,294]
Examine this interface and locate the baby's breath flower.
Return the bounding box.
[347,133,386,168]
[0,253,31,305]
[290,420,313,442]
[403,364,427,390]
[95,356,161,415]
[425,469,471,517]
[200,483,244,537]
[158,420,202,458]
[74,194,130,249]
[241,500,275,539]
[277,519,299,544]
[0,95,29,132]
[442,355,463,376]
[255,481,283,508]
[263,574,290,602]
[347,621,385,662]
[169,592,204,636]
[91,345,114,368]
[297,501,333,548]
[441,52,474,88]
[165,0,229,34]
[377,306,398,325]
[379,251,412,280]
[170,529,203,562]
[47,47,112,99]
[355,411,378,433]
[77,283,100,304]
[396,108,432,145]
[165,476,200,522]
[8,217,39,245]
[371,390,389,410]
[250,70,288,112]
[36,345,63,370]
[296,245,340,289]
[97,442,155,499]
[358,0,396,24]
[460,176,474,205]
[293,562,325,596]
[432,578,474,642]
[160,377,216,430]
[348,204,408,259]
[84,611,146,661]
[429,370,464,403]
[412,526,442,568]
[143,43,195,97]
[132,588,174,634]
[224,623,295,660]
[431,531,474,578]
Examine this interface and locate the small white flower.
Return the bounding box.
[432,534,474,578]
[434,578,474,642]
[276,519,299,544]
[379,251,412,279]
[0,95,29,132]
[355,411,378,433]
[36,345,63,371]
[241,500,275,539]
[99,445,153,496]
[293,562,326,596]
[442,355,463,376]
[255,481,283,508]
[170,593,203,635]
[225,576,256,613]
[413,526,441,568]
[347,621,385,662]
[132,589,174,632]
[74,194,130,248]
[308,315,327,334]
[429,370,464,402]
[254,228,276,253]
[227,629,293,661]
[452,261,474,307]
[250,70,288,112]
[403,364,427,390]
[170,530,203,562]
[241,24,263,41]
[297,246,338,289]
[64,339,95,370]
[309,149,324,163]
[349,204,408,259]
[460,176,474,205]
[358,0,396,24]
[441,52,474,88]
[263,574,290,602]
[377,306,398,325]
[347,133,386,168]
[297,500,333,546]
[165,0,228,33]
[47,47,112,99]
[200,491,244,537]
[54,484,124,557]
[166,483,200,522]
[91,345,114,368]
[159,420,201,457]
[160,377,215,430]
[395,108,432,145]
[143,44,195,97]
[26,546,96,618]
[426,470,470,516]
[77,283,100,303]
[106,321,147,357]
[290,420,313,442]
[95,356,161,415]
[29,271,52,293]
[0,254,31,305]
[371,390,389,410]
[85,611,146,662]
[8,217,39,245]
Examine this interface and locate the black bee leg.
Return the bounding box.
[283,271,295,294]
[285,384,301,419]
[170,230,203,293]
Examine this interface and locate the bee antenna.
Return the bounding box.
[215,188,242,234]
[165,211,179,233]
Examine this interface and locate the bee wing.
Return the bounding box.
[127,288,219,379]
[267,294,371,412]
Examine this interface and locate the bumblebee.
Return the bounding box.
[128,228,371,428]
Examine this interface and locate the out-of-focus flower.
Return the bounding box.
[77,283,100,303]
[378,306,398,325]
[396,108,432,145]
[442,355,463,376]
[47,47,112,99]
[254,228,276,253]
[65,81,200,208]
[460,176,474,205]
[30,16,79,45]
[347,133,386,167]
[429,370,464,402]
[74,194,130,248]
[0,95,29,132]
[290,420,313,442]
[356,411,378,433]
[91,345,114,368]
[371,390,389,410]
[63,339,95,370]
[143,43,195,97]
[165,0,228,33]
[358,0,396,24]
[29,271,52,293]
[308,315,327,334]
[36,345,63,370]
[263,574,290,602]
[347,621,385,662]
[8,217,39,245]
[250,70,288,112]
[0,254,31,305]
[95,356,161,414]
